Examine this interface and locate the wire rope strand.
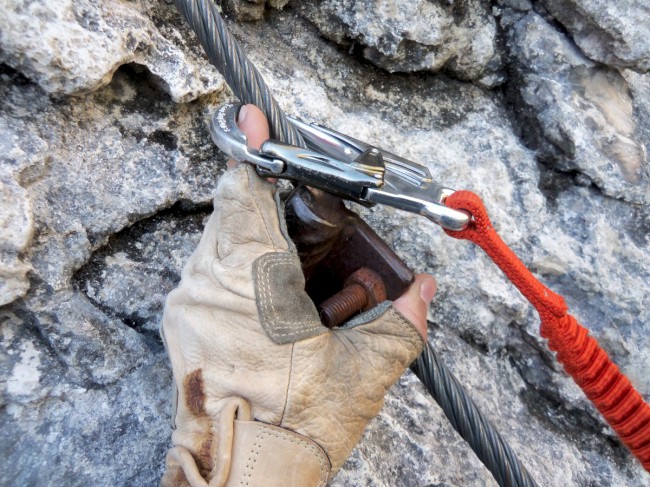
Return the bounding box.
[411,342,538,487]
[173,0,306,148]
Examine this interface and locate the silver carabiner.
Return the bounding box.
[210,103,470,232]
[210,103,284,174]
[289,117,470,231]
[210,104,383,201]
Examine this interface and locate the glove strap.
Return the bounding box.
[226,420,330,487]
[163,397,330,487]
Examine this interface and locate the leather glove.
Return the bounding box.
[161,105,433,487]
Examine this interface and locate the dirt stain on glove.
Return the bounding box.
[184,369,206,414]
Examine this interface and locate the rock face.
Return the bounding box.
[0,171,32,306]
[501,9,649,204]
[298,0,504,86]
[1,1,649,486]
[0,0,222,102]
[539,0,650,72]
[223,0,290,21]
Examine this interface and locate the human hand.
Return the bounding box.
[161,105,436,487]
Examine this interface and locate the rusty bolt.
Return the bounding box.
[318,267,387,328]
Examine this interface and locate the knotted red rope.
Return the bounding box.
[444,190,650,471]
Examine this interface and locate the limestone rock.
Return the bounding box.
[0,0,224,102]
[502,10,650,204]
[222,0,290,21]
[1,307,171,486]
[297,0,504,87]
[0,62,227,297]
[1,1,649,486]
[540,0,650,72]
[0,171,33,305]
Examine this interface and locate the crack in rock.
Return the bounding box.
[72,201,211,347]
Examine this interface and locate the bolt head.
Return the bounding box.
[344,267,387,310]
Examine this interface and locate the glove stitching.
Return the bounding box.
[240,427,329,486]
[260,256,310,326]
[240,427,263,486]
[247,167,281,253]
[258,255,323,337]
[387,307,424,348]
[279,342,294,426]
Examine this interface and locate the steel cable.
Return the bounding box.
[172,0,306,148]
[412,342,538,487]
[172,1,537,486]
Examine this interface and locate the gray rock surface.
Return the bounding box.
[1,1,649,486]
[0,168,32,306]
[223,0,289,21]
[500,9,650,204]
[0,0,223,102]
[298,0,504,86]
[539,0,650,72]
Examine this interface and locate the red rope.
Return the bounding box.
[444,190,650,471]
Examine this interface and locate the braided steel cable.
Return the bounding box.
[412,342,538,487]
[173,0,306,148]
[172,1,536,485]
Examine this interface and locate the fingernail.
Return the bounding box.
[237,104,250,125]
[419,278,437,305]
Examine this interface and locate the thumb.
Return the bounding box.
[393,274,436,341]
[226,104,271,169]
